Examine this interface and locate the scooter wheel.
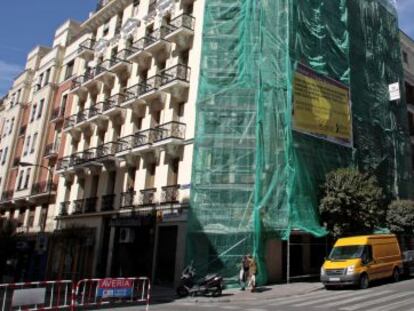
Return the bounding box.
[212,288,222,297]
[176,286,189,297]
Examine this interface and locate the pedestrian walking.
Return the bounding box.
[247,254,257,292]
[239,255,250,290]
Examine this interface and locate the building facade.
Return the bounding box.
[0,0,412,286]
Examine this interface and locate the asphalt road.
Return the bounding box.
[107,278,414,311]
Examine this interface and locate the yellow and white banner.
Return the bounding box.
[293,64,352,147]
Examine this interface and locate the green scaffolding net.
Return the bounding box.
[187,0,412,285]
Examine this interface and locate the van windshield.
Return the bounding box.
[329,245,365,260]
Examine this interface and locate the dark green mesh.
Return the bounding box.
[187,0,411,285]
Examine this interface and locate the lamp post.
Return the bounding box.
[18,162,54,231]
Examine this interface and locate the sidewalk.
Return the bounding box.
[152,282,323,304]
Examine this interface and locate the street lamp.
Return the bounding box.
[18,162,54,231]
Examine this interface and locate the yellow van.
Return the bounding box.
[321,234,402,289]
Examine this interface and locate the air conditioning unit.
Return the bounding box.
[119,228,135,243]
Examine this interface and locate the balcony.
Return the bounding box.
[159,64,190,99]
[145,27,171,59]
[164,14,195,50]
[87,102,108,128]
[116,128,159,158]
[160,185,180,204]
[101,194,115,211]
[96,142,120,165]
[72,197,98,214]
[138,188,157,206]
[138,75,165,103]
[44,143,59,159]
[154,121,186,144]
[63,114,77,131]
[94,60,115,85]
[72,148,102,170]
[13,157,20,167]
[0,190,14,203]
[70,75,90,99]
[59,201,70,216]
[19,125,26,136]
[31,181,57,196]
[120,191,136,209]
[50,107,65,123]
[127,37,152,69]
[120,83,146,111]
[77,38,96,60]
[102,93,126,119]
[56,156,71,172]
[109,49,133,75]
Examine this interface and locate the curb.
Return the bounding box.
[178,285,324,304]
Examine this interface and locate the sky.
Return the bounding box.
[0,1,414,97]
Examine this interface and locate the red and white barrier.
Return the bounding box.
[72,277,151,311]
[0,280,73,311]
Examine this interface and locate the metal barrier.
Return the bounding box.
[0,280,73,310]
[72,277,151,311]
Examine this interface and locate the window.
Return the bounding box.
[65,61,74,80]
[30,104,37,122]
[61,95,68,115]
[0,150,2,163]
[44,69,51,86]
[23,168,31,189]
[403,51,409,64]
[39,207,48,229]
[133,0,140,15]
[24,136,31,156]
[28,209,35,227]
[31,133,38,153]
[103,21,110,37]
[2,147,8,165]
[37,99,44,119]
[17,170,24,190]
[9,118,14,135]
[36,73,43,91]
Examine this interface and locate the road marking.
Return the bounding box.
[220,306,239,310]
[245,309,268,311]
[340,291,413,311]
[319,290,394,308]
[292,289,384,307]
[365,297,414,311]
[266,289,354,306]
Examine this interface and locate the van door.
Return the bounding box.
[362,245,380,280]
[372,243,391,279]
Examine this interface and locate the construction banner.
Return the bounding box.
[293,64,352,147]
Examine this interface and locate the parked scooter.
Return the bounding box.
[176,263,225,297]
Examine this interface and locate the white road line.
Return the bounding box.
[245,309,268,311]
[365,297,414,311]
[220,306,239,310]
[292,289,388,307]
[266,289,354,306]
[320,290,394,308]
[340,291,413,311]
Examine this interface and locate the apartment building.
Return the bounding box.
[401,31,414,168]
[47,0,202,285]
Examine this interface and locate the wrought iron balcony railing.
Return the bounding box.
[56,156,71,171]
[146,26,169,45]
[31,181,57,196]
[155,121,186,141]
[103,93,125,112]
[138,188,156,206]
[85,197,98,213]
[88,103,103,119]
[110,49,134,67]
[78,38,96,54]
[59,201,70,216]
[76,109,88,124]
[160,185,180,203]
[123,83,146,102]
[96,142,119,159]
[101,194,115,211]
[130,36,154,51]
[120,191,136,208]
[116,129,160,153]
[64,115,77,129]
[159,64,191,86]
[140,75,161,95]
[44,143,59,157]
[95,60,115,76]
[164,14,196,34]
[72,199,84,214]
[51,107,64,121]
[1,190,14,202]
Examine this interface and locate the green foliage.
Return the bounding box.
[386,200,414,234]
[319,168,385,237]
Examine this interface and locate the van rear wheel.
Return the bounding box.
[392,268,400,282]
[359,273,369,289]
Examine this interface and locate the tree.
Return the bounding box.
[386,200,414,235]
[319,168,385,237]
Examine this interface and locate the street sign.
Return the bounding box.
[96,278,133,299]
[389,82,400,101]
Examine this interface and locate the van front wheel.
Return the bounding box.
[359,273,369,289]
[392,268,400,283]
